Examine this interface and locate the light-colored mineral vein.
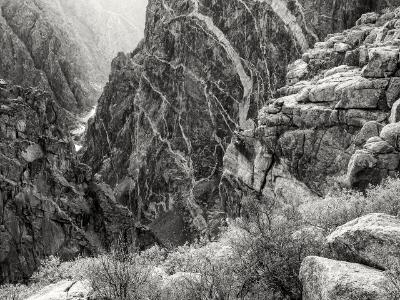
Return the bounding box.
[190,0,253,129]
[255,0,309,52]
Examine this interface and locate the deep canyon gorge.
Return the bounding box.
[2,0,400,299]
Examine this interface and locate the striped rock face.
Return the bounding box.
[83,0,391,244]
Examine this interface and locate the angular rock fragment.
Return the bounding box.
[362,46,399,78]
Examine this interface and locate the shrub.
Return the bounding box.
[159,235,241,299]
[385,261,400,300]
[0,284,26,300]
[30,256,63,284]
[3,179,400,300]
[227,205,324,299]
[302,177,400,233]
[222,178,400,299]
[30,255,93,284]
[87,247,160,300]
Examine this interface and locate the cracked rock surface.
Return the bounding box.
[300,256,390,300]
[326,213,400,270]
[301,213,400,299]
[0,0,144,127]
[222,7,400,214]
[0,81,134,283]
[83,0,389,245]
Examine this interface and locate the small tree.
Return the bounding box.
[227,194,325,300]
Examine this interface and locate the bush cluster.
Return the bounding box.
[2,178,400,299]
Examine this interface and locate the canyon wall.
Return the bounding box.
[0,81,134,283]
[83,0,397,244]
[0,0,144,127]
[223,6,400,216]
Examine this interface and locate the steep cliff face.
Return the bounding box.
[223,7,400,216]
[0,0,144,127]
[83,0,393,244]
[0,80,134,283]
[298,0,400,39]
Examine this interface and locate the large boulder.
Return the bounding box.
[300,256,390,300]
[380,123,400,150]
[346,122,400,189]
[327,213,400,270]
[362,46,400,78]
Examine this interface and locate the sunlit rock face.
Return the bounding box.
[0,81,134,283]
[0,0,145,127]
[83,0,391,245]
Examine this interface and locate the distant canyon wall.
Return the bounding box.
[0,0,146,125]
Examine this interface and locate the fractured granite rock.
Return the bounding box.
[222,7,400,209]
[327,213,400,270]
[300,256,391,300]
[83,0,393,245]
[0,0,145,128]
[0,82,134,283]
[347,122,400,188]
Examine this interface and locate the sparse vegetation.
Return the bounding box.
[302,177,400,233]
[1,178,400,299]
[0,255,92,300]
[87,245,160,300]
[385,261,400,300]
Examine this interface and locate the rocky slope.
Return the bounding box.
[83,0,400,245]
[2,0,400,297]
[223,6,400,216]
[300,213,400,299]
[0,0,145,128]
[0,80,134,283]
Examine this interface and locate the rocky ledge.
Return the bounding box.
[223,7,400,215]
[301,213,400,299]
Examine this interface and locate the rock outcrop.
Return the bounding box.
[0,81,134,283]
[301,214,400,299]
[346,121,400,188]
[300,256,390,300]
[222,6,400,214]
[327,213,400,270]
[0,0,145,127]
[83,0,394,245]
